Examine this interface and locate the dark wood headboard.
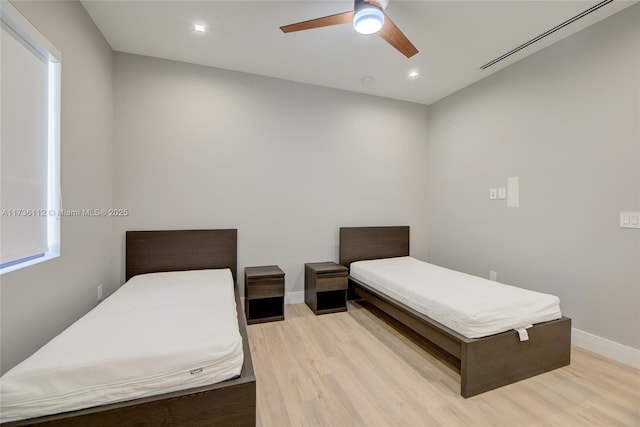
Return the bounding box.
[339,226,410,268]
[125,229,237,282]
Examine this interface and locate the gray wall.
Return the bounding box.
[0,1,114,374]
[112,53,430,297]
[425,5,639,349]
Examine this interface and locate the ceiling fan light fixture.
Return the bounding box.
[353,4,384,34]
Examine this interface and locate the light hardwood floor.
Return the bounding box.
[247,302,640,427]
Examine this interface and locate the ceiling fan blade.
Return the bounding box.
[280,11,354,33]
[377,14,418,58]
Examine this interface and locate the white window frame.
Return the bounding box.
[1,0,61,274]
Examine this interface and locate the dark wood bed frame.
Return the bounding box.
[340,226,571,398]
[4,229,256,427]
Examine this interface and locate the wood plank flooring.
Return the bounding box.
[247,302,640,426]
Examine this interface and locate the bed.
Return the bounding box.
[1,229,256,426]
[340,226,571,398]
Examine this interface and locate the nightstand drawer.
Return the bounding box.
[317,275,347,292]
[247,279,284,299]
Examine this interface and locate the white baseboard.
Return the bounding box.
[285,291,305,305]
[572,328,640,369]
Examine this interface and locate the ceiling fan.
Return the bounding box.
[280,0,418,58]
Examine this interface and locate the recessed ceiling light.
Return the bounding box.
[408,71,419,78]
[194,24,206,33]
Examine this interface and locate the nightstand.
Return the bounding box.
[244,265,285,324]
[305,262,348,315]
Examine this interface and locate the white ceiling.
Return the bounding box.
[82,1,635,105]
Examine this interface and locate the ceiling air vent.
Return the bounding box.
[480,0,613,70]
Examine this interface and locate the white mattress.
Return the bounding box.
[350,257,562,339]
[0,269,244,423]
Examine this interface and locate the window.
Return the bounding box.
[1,1,61,274]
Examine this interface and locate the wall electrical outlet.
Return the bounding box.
[489,271,497,281]
[97,285,103,302]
